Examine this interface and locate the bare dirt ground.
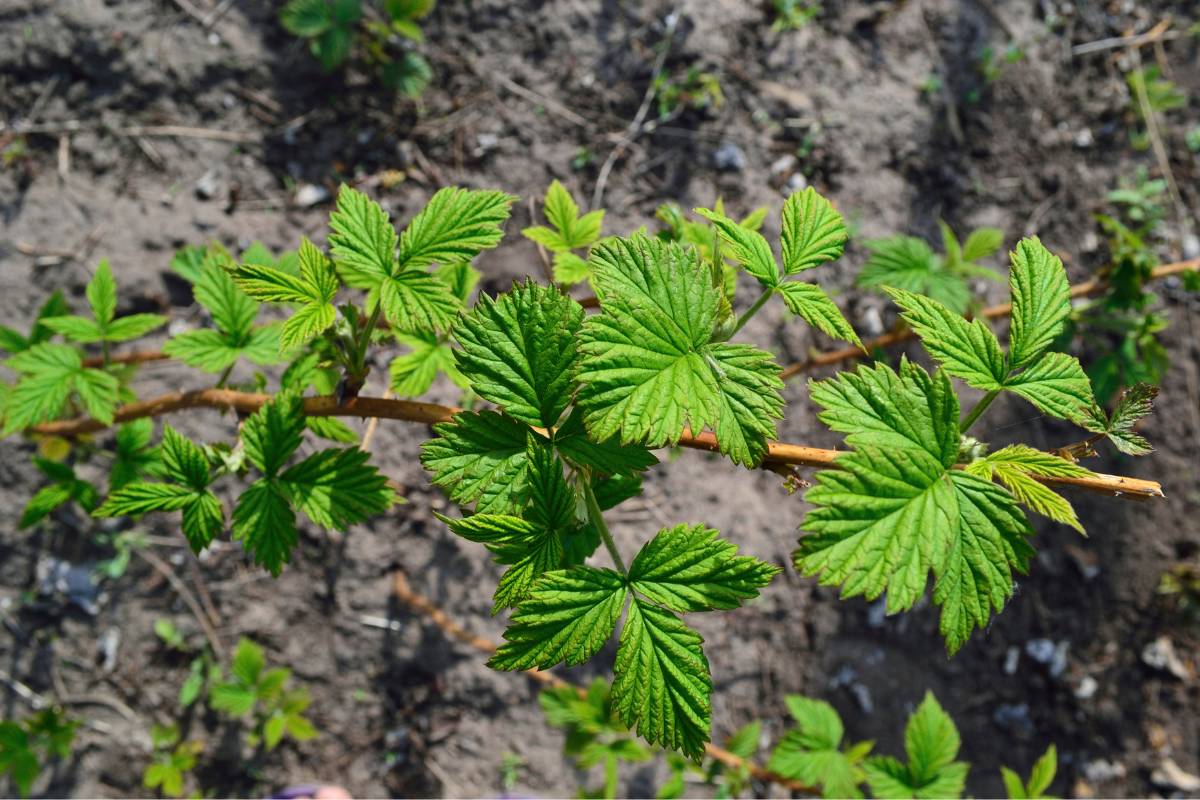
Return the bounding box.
[1,0,1198,797]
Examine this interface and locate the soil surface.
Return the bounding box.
[2,0,1199,797]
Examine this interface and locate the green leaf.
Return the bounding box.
[110,418,162,490]
[768,696,869,799]
[575,235,783,466]
[628,524,779,612]
[1007,238,1070,369]
[104,314,167,342]
[195,262,258,340]
[858,236,971,315]
[329,185,398,285]
[73,367,120,423]
[161,425,211,490]
[376,269,462,333]
[863,693,968,799]
[796,361,1034,653]
[694,207,780,287]
[389,332,463,397]
[612,598,711,761]
[162,330,242,372]
[553,251,592,285]
[40,316,105,343]
[778,282,862,347]
[87,260,118,326]
[281,302,337,352]
[965,445,1091,533]
[553,408,657,477]
[1003,352,1094,421]
[421,410,536,513]
[1026,745,1056,798]
[1001,766,1028,799]
[242,393,305,478]
[278,447,395,529]
[19,484,74,528]
[280,0,334,36]
[232,480,297,576]
[232,262,313,303]
[780,188,847,273]
[453,280,584,428]
[962,228,1004,262]
[886,287,1006,390]
[397,187,515,270]
[3,344,118,432]
[95,483,200,517]
[489,567,628,670]
[525,180,600,253]
[1077,383,1156,456]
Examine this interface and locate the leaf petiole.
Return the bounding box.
[959,389,1000,433]
[728,288,774,337]
[582,473,627,575]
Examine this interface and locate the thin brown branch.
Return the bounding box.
[778,258,1200,381]
[390,570,816,794]
[135,548,225,660]
[26,390,1164,500]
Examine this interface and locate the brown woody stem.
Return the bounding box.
[27,390,1164,500]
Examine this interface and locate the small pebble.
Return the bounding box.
[1074,128,1094,148]
[1141,636,1190,680]
[194,168,219,200]
[1182,232,1200,260]
[712,142,747,172]
[785,172,809,193]
[1075,675,1098,699]
[294,183,330,208]
[1003,646,1020,675]
[1083,759,1126,783]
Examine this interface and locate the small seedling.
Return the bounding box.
[771,0,821,32]
[0,708,77,798]
[143,724,203,799]
[857,220,1004,314]
[280,0,435,96]
[209,638,318,751]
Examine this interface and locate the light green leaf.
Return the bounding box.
[389,332,462,397]
[886,287,1006,389]
[797,362,1034,653]
[281,303,336,352]
[104,313,167,342]
[195,262,258,340]
[858,236,972,315]
[612,598,711,761]
[87,260,118,326]
[965,445,1091,533]
[962,228,1004,262]
[3,344,118,432]
[575,235,783,466]
[40,316,105,343]
[329,185,398,285]
[768,696,869,799]
[629,524,779,612]
[780,188,847,274]
[694,207,779,287]
[453,280,583,428]
[489,566,628,670]
[1007,238,1070,369]
[162,330,242,372]
[397,187,515,270]
[160,425,211,490]
[778,281,862,347]
[232,262,313,303]
[863,693,968,799]
[376,269,462,333]
[552,251,591,285]
[1004,352,1094,420]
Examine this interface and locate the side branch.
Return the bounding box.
[779,259,1200,381]
[27,391,1165,500]
[390,570,816,794]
